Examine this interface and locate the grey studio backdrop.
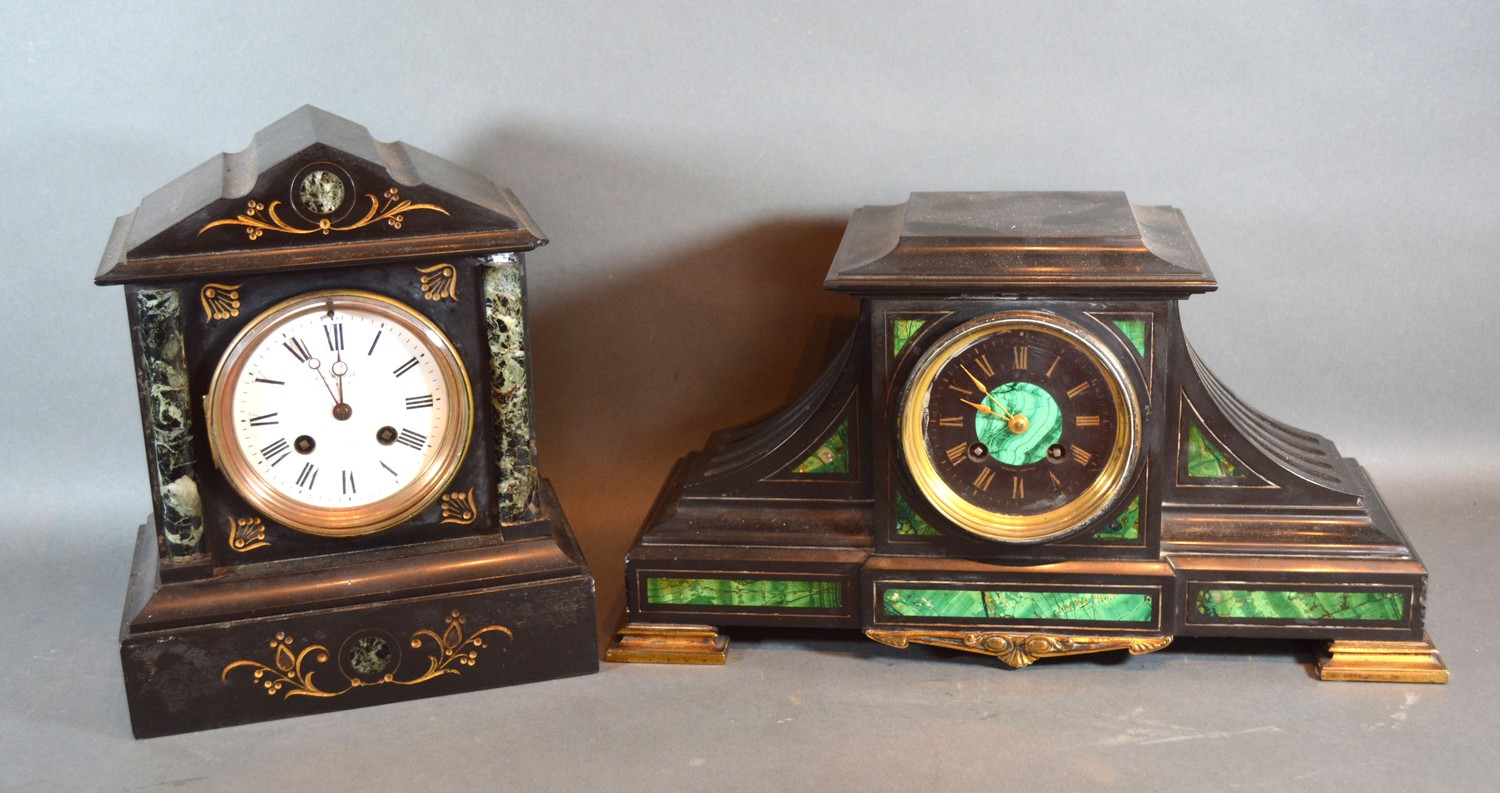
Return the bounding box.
[3,2,1496,790]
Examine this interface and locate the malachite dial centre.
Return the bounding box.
[975,381,1062,466]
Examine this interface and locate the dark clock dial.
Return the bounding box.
[899,312,1141,543]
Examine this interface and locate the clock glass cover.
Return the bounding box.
[899,312,1140,543]
[207,290,473,536]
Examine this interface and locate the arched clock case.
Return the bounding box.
[610,191,1446,683]
[97,108,598,738]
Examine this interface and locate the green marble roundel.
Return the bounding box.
[974,382,1063,466]
[299,170,345,214]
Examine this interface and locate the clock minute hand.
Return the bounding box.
[959,364,1013,419]
[307,358,341,405]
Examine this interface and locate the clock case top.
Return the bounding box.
[96,105,544,285]
[623,191,1428,645]
[823,190,1216,296]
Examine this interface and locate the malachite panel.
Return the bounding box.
[136,289,204,558]
[884,588,1154,623]
[1112,319,1149,357]
[484,259,537,520]
[646,578,843,609]
[892,318,926,357]
[794,421,850,474]
[1094,496,1140,540]
[895,493,942,536]
[1194,589,1405,622]
[1186,422,1244,479]
[974,382,1063,466]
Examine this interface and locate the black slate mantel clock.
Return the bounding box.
[609,191,1447,683]
[97,107,598,738]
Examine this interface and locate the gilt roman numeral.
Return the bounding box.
[1012,476,1025,499]
[1013,346,1028,370]
[1066,382,1092,399]
[937,416,964,428]
[1075,415,1101,427]
[976,355,996,378]
[945,443,968,466]
[1071,445,1093,465]
[974,468,995,491]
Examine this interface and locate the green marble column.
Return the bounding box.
[484,257,538,522]
[135,288,204,558]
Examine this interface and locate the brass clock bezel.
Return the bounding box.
[206,289,474,538]
[898,311,1142,544]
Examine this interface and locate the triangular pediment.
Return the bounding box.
[96,106,544,284]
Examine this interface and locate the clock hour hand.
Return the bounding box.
[959,398,1003,417]
[960,395,1029,434]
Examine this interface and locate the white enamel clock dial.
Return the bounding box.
[207,290,473,536]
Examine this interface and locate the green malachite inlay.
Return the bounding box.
[136,288,204,557]
[1112,319,1148,357]
[1094,496,1140,540]
[794,421,850,474]
[895,493,942,536]
[1194,590,1405,622]
[883,588,1154,623]
[892,318,927,357]
[646,578,843,609]
[484,260,537,520]
[975,382,1062,466]
[1186,423,1243,479]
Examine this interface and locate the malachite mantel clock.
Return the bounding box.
[97,107,598,738]
[609,191,1447,683]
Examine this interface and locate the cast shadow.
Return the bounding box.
[457,128,859,648]
[727,628,1322,676]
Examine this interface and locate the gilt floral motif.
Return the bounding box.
[197,188,446,240]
